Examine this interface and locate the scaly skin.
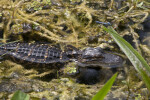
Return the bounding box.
[0,42,124,68]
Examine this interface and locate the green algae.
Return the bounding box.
[0,0,150,99]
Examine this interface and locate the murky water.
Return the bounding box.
[0,0,150,99]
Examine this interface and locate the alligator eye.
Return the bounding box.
[82,48,104,59]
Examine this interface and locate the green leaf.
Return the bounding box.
[103,26,150,91]
[11,90,30,100]
[92,73,118,100]
[140,69,150,90]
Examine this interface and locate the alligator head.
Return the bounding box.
[77,47,124,68]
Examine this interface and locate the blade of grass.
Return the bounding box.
[107,27,150,72]
[103,26,150,91]
[0,40,21,46]
[92,73,118,100]
[0,40,21,57]
[11,90,30,100]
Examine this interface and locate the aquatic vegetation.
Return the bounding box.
[103,26,150,93]
[0,0,148,46]
[11,90,30,100]
[0,0,150,99]
[92,73,118,100]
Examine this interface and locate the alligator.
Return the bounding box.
[0,42,124,68]
[0,42,124,84]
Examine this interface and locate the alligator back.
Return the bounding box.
[0,42,70,64]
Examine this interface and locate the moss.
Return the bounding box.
[0,0,150,99]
